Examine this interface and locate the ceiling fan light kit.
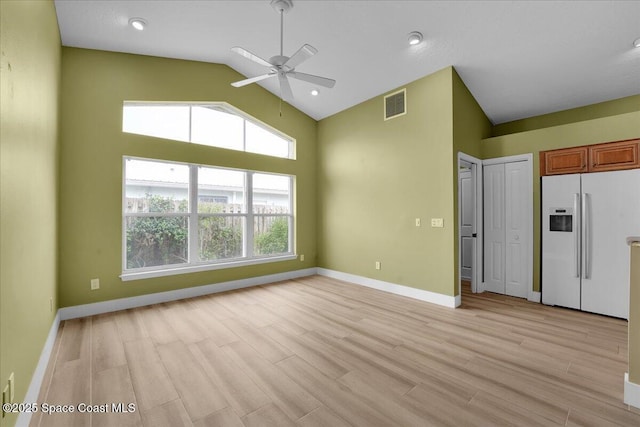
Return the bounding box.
[230,0,335,101]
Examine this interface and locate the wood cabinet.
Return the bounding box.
[540,146,588,175]
[540,138,640,176]
[589,139,639,172]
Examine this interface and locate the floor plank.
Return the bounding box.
[156,340,228,421]
[222,340,321,421]
[190,339,270,417]
[123,338,179,412]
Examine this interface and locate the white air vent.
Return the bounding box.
[384,89,406,120]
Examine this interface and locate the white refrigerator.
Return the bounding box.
[542,168,640,319]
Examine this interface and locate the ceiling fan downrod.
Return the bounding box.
[271,0,293,57]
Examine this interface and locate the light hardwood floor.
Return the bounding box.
[31,276,640,426]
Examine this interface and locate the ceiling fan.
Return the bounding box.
[230,0,335,101]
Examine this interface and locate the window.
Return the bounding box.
[122,157,295,280]
[123,102,294,159]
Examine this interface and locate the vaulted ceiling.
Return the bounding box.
[54,0,640,122]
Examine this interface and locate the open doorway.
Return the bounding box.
[457,153,483,298]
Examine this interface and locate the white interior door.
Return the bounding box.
[581,169,640,319]
[459,167,474,280]
[458,152,483,296]
[483,157,532,299]
[504,162,528,298]
[484,163,505,294]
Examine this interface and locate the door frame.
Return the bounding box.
[482,153,536,302]
[457,152,483,295]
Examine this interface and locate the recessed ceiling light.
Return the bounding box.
[129,18,147,31]
[311,89,319,96]
[408,31,423,46]
[634,37,640,48]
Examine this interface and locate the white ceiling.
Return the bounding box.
[54,0,640,123]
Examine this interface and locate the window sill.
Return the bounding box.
[120,254,298,282]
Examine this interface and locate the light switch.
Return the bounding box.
[431,218,444,228]
[415,218,421,227]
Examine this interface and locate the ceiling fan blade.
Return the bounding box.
[283,44,317,70]
[231,73,276,88]
[278,73,294,101]
[288,71,336,88]
[231,46,272,67]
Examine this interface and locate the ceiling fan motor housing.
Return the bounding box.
[270,55,289,67]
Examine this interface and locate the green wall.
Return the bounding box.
[0,1,60,426]
[452,69,492,294]
[483,110,640,292]
[58,48,317,307]
[318,67,459,297]
[492,94,640,137]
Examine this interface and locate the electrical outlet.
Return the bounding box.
[431,218,444,228]
[91,278,100,290]
[415,218,421,227]
[375,261,381,270]
[300,254,305,261]
[8,373,14,403]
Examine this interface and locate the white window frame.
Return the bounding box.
[121,157,296,281]
[122,101,296,159]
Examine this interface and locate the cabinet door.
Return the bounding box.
[540,147,588,176]
[589,139,640,173]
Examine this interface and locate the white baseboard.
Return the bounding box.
[454,294,462,307]
[60,268,317,320]
[317,268,459,308]
[625,372,640,409]
[16,311,61,427]
[528,290,541,303]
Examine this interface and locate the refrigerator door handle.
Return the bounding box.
[574,193,580,278]
[583,193,591,279]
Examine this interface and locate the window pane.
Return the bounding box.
[245,120,290,158]
[254,216,290,255]
[198,216,244,261]
[126,216,188,268]
[191,107,244,151]
[123,105,190,141]
[252,173,291,214]
[198,167,245,213]
[125,159,189,213]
